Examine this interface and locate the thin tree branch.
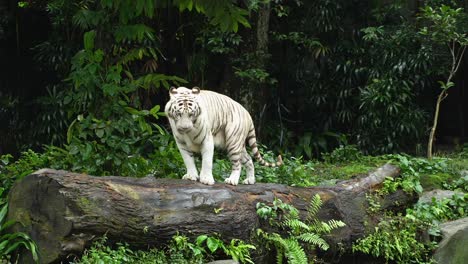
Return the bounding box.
[453,46,467,74]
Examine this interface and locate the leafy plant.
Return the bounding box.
[293,132,345,159]
[444,173,468,192]
[34,86,71,146]
[195,235,255,264]
[407,194,468,236]
[0,151,48,205]
[74,234,254,264]
[0,203,39,263]
[322,145,363,164]
[383,154,452,194]
[353,215,435,264]
[256,195,345,264]
[254,151,316,187]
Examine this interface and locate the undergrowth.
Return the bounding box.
[0,140,467,263]
[71,234,255,264]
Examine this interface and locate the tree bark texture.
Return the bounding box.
[253,2,272,137]
[7,164,415,264]
[256,3,271,55]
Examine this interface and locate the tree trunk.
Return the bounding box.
[427,90,447,159]
[256,3,271,55]
[253,2,271,137]
[8,164,415,264]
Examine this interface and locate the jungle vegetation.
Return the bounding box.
[0,0,467,263]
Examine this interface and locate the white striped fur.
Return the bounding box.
[165,86,283,185]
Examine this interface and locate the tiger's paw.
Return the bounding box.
[225,177,239,186]
[242,178,255,185]
[182,173,199,181]
[199,174,215,185]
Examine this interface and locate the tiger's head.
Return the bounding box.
[166,86,202,134]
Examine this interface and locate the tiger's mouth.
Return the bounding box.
[177,127,191,133]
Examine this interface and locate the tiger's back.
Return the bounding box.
[197,90,254,150]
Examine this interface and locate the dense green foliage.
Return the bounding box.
[0,146,466,262]
[0,0,468,263]
[73,234,255,264]
[353,153,468,264]
[1,0,467,157]
[353,215,436,264]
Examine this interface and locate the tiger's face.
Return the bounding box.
[167,87,202,134]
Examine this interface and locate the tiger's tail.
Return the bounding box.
[246,126,283,167]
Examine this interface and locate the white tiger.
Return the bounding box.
[165,86,283,185]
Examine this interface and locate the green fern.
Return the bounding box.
[260,232,307,264]
[326,219,346,230]
[283,218,311,233]
[256,195,346,264]
[284,239,308,264]
[307,194,323,219]
[296,233,329,251]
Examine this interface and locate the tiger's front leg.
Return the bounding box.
[177,142,199,182]
[199,135,215,185]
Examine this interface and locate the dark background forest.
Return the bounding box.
[1,0,467,162]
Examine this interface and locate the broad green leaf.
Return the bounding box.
[96,129,104,138]
[84,30,96,50]
[196,234,208,245]
[125,107,141,116]
[149,105,161,116]
[207,237,219,253]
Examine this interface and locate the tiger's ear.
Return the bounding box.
[169,87,178,97]
[192,87,201,94]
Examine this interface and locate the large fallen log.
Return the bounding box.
[7,164,415,263]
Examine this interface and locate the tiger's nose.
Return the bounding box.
[177,127,191,133]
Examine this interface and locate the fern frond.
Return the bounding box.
[307,194,323,219]
[276,247,284,264]
[297,233,329,251]
[266,233,288,248]
[264,233,292,264]
[284,239,308,264]
[307,219,324,233]
[283,219,310,233]
[308,220,338,234]
[327,219,346,230]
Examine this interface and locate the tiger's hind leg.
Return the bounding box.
[241,149,255,184]
[224,148,243,186]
